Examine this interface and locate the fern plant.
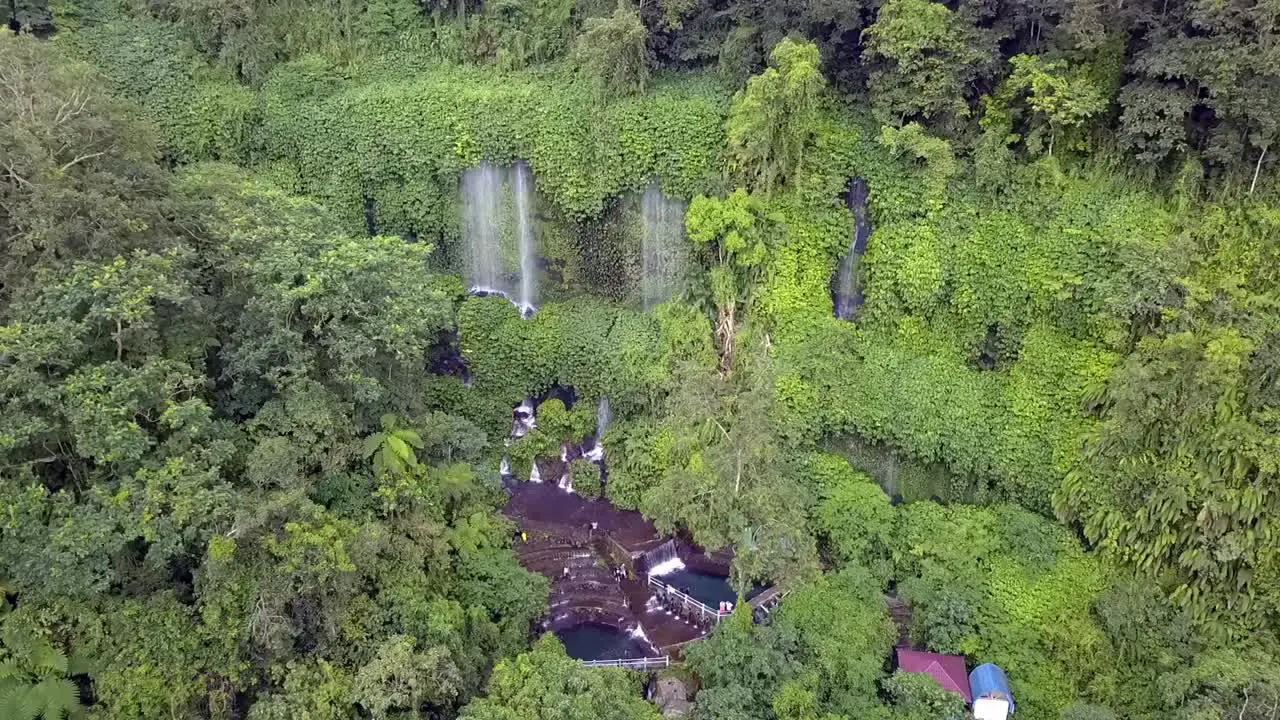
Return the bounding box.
[363,414,425,478]
[0,624,84,720]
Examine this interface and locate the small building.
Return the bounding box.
[970,663,1015,720]
[896,649,973,704]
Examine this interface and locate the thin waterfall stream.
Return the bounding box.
[833,177,872,321]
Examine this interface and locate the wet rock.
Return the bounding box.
[652,676,693,718]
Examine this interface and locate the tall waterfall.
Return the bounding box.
[833,177,872,321]
[640,181,688,310]
[462,162,504,293]
[513,162,537,316]
[460,161,538,317]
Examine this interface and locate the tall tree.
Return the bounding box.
[864,0,994,130]
[0,34,171,307]
[459,635,660,720]
[572,4,650,96]
[725,38,825,194]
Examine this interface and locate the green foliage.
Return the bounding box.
[59,19,255,164]
[895,502,1115,718]
[685,609,799,720]
[774,566,897,717]
[1057,202,1280,625]
[803,454,895,583]
[364,414,426,478]
[0,33,172,306]
[572,5,650,96]
[640,350,819,591]
[992,54,1107,155]
[0,622,83,720]
[876,124,955,211]
[19,4,1280,720]
[686,190,771,363]
[459,634,660,720]
[883,670,967,720]
[535,400,595,444]
[864,0,992,127]
[255,62,726,240]
[0,46,546,716]
[566,459,602,498]
[725,38,825,194]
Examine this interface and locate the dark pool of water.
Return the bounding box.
[556,623,650,661]
[660,569,767,607]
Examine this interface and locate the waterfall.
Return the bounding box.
[640,181,688,310]
[513,400,536,438]
[597,398,612,435]
[833,177,872,321]
[645,539,685,577]
[460,162,538,317]
[583,398,611,464]
[513,162,537,317]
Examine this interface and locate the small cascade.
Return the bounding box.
[640,181,689,310]
[513,400,536,438]
[583,397,611,464]
[461,161,538,318]
[530,463,543,483]
[629,625,657,652]
[833,177,872,321]
[645,540,685,577]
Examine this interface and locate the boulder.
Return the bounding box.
[652,676,693,718]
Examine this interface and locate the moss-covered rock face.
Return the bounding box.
[255,63,726,242]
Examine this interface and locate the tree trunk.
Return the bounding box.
[716,303,736,373]
[1251,145,1268,195]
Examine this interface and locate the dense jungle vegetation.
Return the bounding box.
[3,0,1280,716]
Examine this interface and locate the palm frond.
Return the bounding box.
[29,644,67,676]
[363,433,385,459]
[386,435,412,463]
[0,682,38,720]
[32,677,79,719]
[396,429,424,449]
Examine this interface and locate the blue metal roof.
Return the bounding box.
[970,663,1014,711]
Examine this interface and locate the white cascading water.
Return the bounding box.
[833,177,872,321]
[462,162,504,294]
[640,181,688,311]
[513,162,537,317]
[460,162,538,317]
[584,397,611,463]
[645,539,685,576]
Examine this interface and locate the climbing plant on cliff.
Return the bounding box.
[1056,202,1280,625]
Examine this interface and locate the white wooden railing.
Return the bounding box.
[582,656,671,670]
[647,575,724,624]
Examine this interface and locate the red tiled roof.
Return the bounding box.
[896,648,973,703]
